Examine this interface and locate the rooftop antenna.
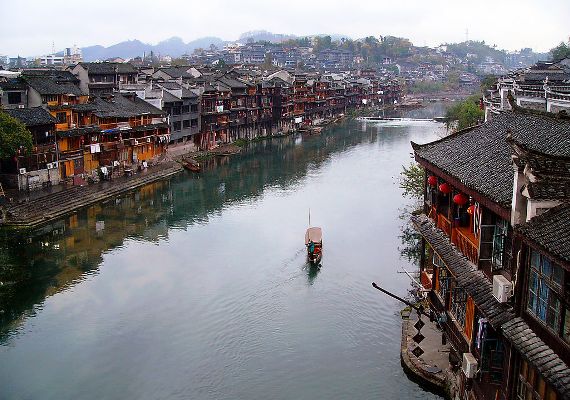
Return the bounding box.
[52,41,55,55]
[465,29,469,43]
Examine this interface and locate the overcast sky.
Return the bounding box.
[1,0,568,57]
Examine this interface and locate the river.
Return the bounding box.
[0,105,447,399]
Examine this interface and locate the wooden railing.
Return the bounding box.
[454,227,479,265]
[437,214,452,238]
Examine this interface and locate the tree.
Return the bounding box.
[445,95,484,131]
[399,162,424,201]
[550,42,570,62]
[0,110,33,160]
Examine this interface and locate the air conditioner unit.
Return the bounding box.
[134,139,139,145]
[46,162,54,169]
[493,275,513,303]
[19,168,27,174]
[462,353,478,378]
[146,137,151,143]
[18,104,25,109]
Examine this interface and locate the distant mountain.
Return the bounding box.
[81,37,226,61]
[238,30,297,44]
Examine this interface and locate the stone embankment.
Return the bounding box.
[400,309,458,399]
[1,162,182,228]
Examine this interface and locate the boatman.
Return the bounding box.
[308,240,315,254]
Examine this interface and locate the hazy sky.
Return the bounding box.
[1,0,568,56]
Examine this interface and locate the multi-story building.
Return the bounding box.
[71,62,138,96]
[411,109,570,400]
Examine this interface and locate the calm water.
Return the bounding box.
[0,108,446,400]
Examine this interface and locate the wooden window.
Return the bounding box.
[183,120,190,128]
[491,218,508,270]
[434,253,450,306]
[182,105,190,114]
[527,250,565,337]
[7,91,22,104]
[451,285,467,327]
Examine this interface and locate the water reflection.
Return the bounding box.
[306,264,321,286]
[0,111,445,399]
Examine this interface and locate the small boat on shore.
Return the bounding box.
[182,159,201,172]
[305,226,323,265]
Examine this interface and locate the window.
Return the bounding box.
[182,105,190,114]
[183,120,190,128]
[7,91,22,104]
[492,218,508,270]
[480,338,504,383]
[434,253,450,303]
[527,250,565,337]
[191,104,198,113]
[173,107,181,116]
[56,112,67,124]
[191,118,198,127]
[516,359,558,400]
[173,121,181,131]
[451,286,467,328]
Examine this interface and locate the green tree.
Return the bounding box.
[550,42,570,62]
[0,110,33,160]
[399,162,425,201]
[445,95,484,131]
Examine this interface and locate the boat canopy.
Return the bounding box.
[305,227,322,244]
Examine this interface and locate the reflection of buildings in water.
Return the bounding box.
[0,121,401,339]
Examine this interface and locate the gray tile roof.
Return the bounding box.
[413,111,570,209]
[92,95,164,118]
[25,76,83,96]
[81,62,137,75]
[4,107,56,126]
[412,214,570,399]
[515,203,570,264]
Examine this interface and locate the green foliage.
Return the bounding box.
[445,40,506,64]
[480,75,497,92]
[0,110,33,159]
[234,138,249,147]
[445,95,484,131]
[550,42,570,62]
[399,162,424,200]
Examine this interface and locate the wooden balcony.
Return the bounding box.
[437,214,452,238]
[453,227,479,265]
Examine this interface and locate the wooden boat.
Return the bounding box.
[305,226,323,265]
[182,160,201,172]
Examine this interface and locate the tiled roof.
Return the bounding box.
[92,95,164,118]
[413,111,570,208]
[81,62,137,75]
[412,117,513,207]
[25,76,83,96]
[412,214,570,398]
[0,78,27,90]
[4,107,56,126]
[515,203,570,264]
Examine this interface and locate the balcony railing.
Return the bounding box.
[437,214,452,238]
[453,227,479,265]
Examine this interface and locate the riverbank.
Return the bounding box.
[400,308,458,399]
[0,162,182,228]
[0,113,346,228]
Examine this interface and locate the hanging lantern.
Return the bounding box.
[427,175,437,186]
[453,193,469,206]
[467,205,475,215]
[439,182,452,194]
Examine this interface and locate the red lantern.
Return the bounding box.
[467,205,475,215]
[439,183,452,194]
[453,193,469,206]
[427,175,437,186]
